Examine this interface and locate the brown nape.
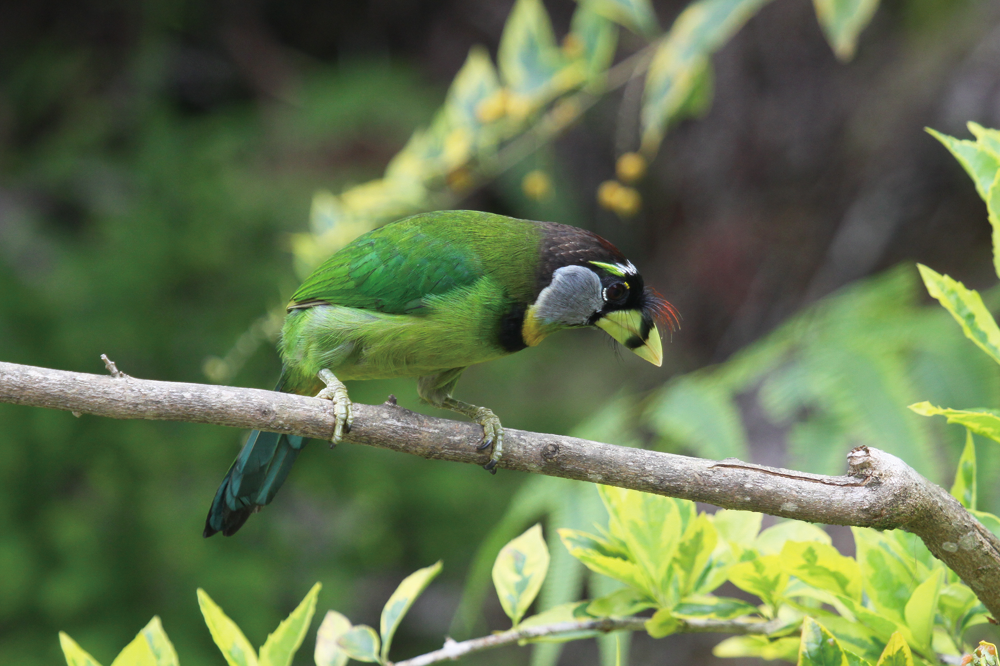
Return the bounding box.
[534,222,630,295]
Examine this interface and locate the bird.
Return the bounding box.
[203,210,678,537]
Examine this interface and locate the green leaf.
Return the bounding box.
[569,3,619,78]
[928,128,1000,203]
[969,122,1000,158]
[644,608,680,638]
[916,264,1000,366]
[850,530,913,623]
[598,486,685,605]
[951,430,978,510]
[336,626,381,664]
[640,0,769,152]
[442,46,502,145]
[812,0,880,61]
[587,587,656,617]
[517,601,601,643]
[799,617,872,666]
[713,635,800,661]
[494,524,550,626]
[673,513,718,597]
[673,595,760,620]
[259,582,321,666]
[314,611,352,666]
[110,617,179,666]
[497,0,571,102]
[781,541,862,602]
[973,510,1000,540]
[909,402,1000,446]
[712,510,762,550]
[380,561,441,661]
[903,569,942,652]
[874,631,913,666]
[577,0,659,37]
[755,520,831,555]
[728,555,788,608]
[559,528,648,593]
[59,633,104,666]
[648,378,748,459]
[197,588,259,666]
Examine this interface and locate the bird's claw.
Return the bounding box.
[472,407,503,473]
[317,369,352,445]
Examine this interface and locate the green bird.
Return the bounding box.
[204,210,676,537]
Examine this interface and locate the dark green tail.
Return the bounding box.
[204,378,308,537]
[202,430,307,537]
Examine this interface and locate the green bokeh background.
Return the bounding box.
[2,0,1000,664]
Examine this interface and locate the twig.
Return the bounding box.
[391,615,786,666]
[1,360,999,618]
[100,354,128,379]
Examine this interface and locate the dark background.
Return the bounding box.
[1,0,999,664]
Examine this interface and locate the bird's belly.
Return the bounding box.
[280,300,511,385]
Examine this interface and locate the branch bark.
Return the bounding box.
[2,360,1000,618]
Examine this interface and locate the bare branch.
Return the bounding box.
[1,360,999,617]
[392,615,786,666]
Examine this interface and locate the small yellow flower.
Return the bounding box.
[597,180,641,218]
[475,90,508,124]
[615,152,647,183]
[522,170,553,200]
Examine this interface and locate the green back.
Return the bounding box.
[290,211,542,313]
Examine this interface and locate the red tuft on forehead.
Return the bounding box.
[642,287,681,333]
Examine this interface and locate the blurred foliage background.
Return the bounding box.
[2,0,1000,664]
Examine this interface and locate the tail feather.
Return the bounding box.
[203,428,308,537]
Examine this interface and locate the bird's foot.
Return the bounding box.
[470,406,503,474]
[317,369,352,445]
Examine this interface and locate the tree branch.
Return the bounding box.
[391,615,786,666]
[2,359,999,617]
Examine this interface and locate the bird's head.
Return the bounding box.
[522,224,679,366]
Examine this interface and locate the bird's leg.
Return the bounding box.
[317,369,353,446]
[417,370,503,474]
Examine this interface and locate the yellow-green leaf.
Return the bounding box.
[197,588,259,666]
[712,510,762,550]
[599,486,684,605]
[497,0,569,101]
[812,0,880,61]
[951,430,977,510]
[587,587,656,617]
[973,510,1000,540]
[674,513,718,596]
[728,555,788,608]
[109,617,179,666]
[755,520,831,555]
[916,264,1000,366]
[517,601,600,643]
[559,528,648,593]
[673,595,759,620]
[641,0,769,152]
[781,541,862,602]
[336,625,380,664]
[578,0,659,37]
[928,128,1000,202]
[59,633,104,666]
[380,561,441,661]
[314,611,352,666]
[909,402,1000,446]
[874,631,913,666]
[493,524,550,626]
[644,608,680,638]
[259,583,320,666]
[569,3,619,78]
[713,635,800,661]
[970,122,1000,158]
[799,617,872,666]
[903,569,942,652]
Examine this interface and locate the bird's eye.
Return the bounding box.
[603,282,628,302]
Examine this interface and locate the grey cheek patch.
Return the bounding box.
[534,265,604,326]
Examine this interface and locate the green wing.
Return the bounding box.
[290,215,484,314]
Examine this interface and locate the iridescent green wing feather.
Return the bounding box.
[290,215,484,314]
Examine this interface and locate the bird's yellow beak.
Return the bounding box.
[595,309,663,367]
